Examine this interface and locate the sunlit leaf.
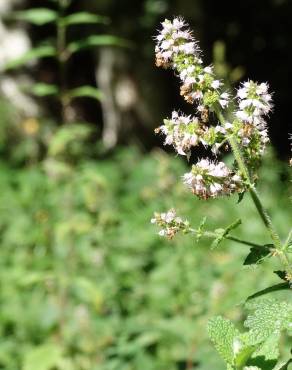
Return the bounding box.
[67,86,103,101]
[67,35,131,54]
[12,8,57,25]
[31,83,59,97]
[244,298,292,345]
[207,316,239,365]
[61,12,109,26]
[5,45,56,70]
[23,344,62,370]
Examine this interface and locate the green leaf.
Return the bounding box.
[246,282,290,301]
[67,86,103,101]
[237,191,245,204]
[12,8,58,25]
[243,245,272,265]
[67,35,131,54]
[244,298,292,345]
[195,216,207,242]
[234,344,257,369]
[5,45,56,70]
[245,332,279,370]
[207,316,240,365]
[48,124,92,157]
[60,12,109,26]
[224,218,242,234]
[23,344,62,370]
[211,219,241,249]
[274,270,287,281]
[31,83,59,97]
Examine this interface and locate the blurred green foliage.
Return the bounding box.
[0,142,291,369]
[1,1,292,369]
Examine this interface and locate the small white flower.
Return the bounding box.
[211,80,221,89]
[204,66,213,74]
[183,159,243,199]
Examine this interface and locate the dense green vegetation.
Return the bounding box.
[0,1,291,369]
[0,145,290,369]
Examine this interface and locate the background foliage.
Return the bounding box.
[0,0,291,369]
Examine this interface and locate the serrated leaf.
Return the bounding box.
[67,86,103,101]
[243,245,272,265]
[245,332,279,370]
[256,331,280,360]
[207,316,239,365]
[5,45,56,70]
[246,282,290,301]
[23,344,62,370]
[244,298,292,345]
[60,12,109,26]
[67,35,131,54]
[12,8,58,25]
[31,83,59,97]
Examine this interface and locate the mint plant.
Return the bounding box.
[152,18,292,369]
[5,0,129,124]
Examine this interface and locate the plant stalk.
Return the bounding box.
[57,0,69,124]
[215,107,292,277]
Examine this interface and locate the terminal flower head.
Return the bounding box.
[155,17,229,113]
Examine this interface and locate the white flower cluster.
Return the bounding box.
[155,18,230,111]
[155,18,200,67]
[156,110,229,157]
[156,111,205,156]
[235,81,272,155]
[151,208,190,239]
[236,81,272,124]
[183,159,243,199]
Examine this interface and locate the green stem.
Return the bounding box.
[204,231,263,248]
[215,106,292,277]
[189,228,262,248]
[57,0,69,124]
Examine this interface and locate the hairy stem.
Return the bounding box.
[204,231,263,248]
[189,228,263,248]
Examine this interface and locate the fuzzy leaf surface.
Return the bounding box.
[207,316,239,365]
[244,298,292,344]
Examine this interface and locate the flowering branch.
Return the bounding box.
[151,209,262,249]
[152,17,292,280]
